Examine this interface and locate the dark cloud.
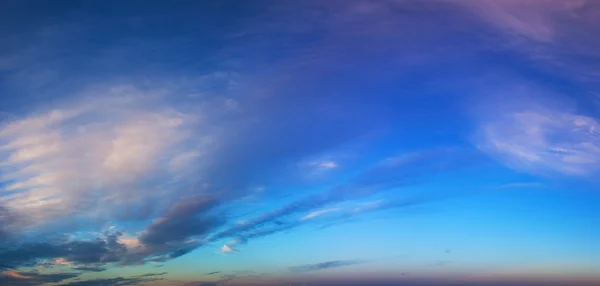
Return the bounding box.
[0,271,79,286]
[288,259,366,273]
[103,197,227,266]
[205,271,220,275]
[0,226,180,272]
[0,205,19,240]
[71,266,107,272]
[59,273,164,286]
[139,197,222,247]
[0,231,126,270]
[140,272,167,277]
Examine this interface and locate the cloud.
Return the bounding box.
[477,106,600,177]
[59,273,165,286]
[288,259,366,273]
[71,266,107,272]
[0,231,127,270]
[0,206,19,239]
[0,87,211,230]
[454,0,600,84]
[138,197,221,247]
[455,0,560,42]
[451,0,600,180]
[0,0,491,273]
[0,50,406,268]
[347,200,412,215]
[316,161,337,169]
[220,244,236,254]
[300,208,340,221]
[2,271,31,279]
[207,148,470,247]
[139,272,167,277]
[97,197,226,265]
[0,270,79,286]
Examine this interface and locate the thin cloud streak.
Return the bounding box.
[288,259,366,273]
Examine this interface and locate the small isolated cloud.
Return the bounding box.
[315,161,337,169]
[220,244,236,254]
[288,259,366,273]
[300,208,340,221]
[300,159,340,181]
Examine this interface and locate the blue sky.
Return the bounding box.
[0,0,599,285]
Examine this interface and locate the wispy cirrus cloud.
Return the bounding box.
[450,0,600,180]
[476,101,600,177]
[455,0,600,85]
[301,208,340,221]
[0,86,215,230]
[205,148,472,250]
[288,259,366,273]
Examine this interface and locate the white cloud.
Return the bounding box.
[349,200,384,215]
[300,207,340,221]
[477,107,600,177]
[316,161,337,169]
[0,86,216,228]
[220,244,236,254]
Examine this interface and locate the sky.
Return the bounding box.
[0,0,599,285]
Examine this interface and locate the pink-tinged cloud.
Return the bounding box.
[2,271,31,279]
